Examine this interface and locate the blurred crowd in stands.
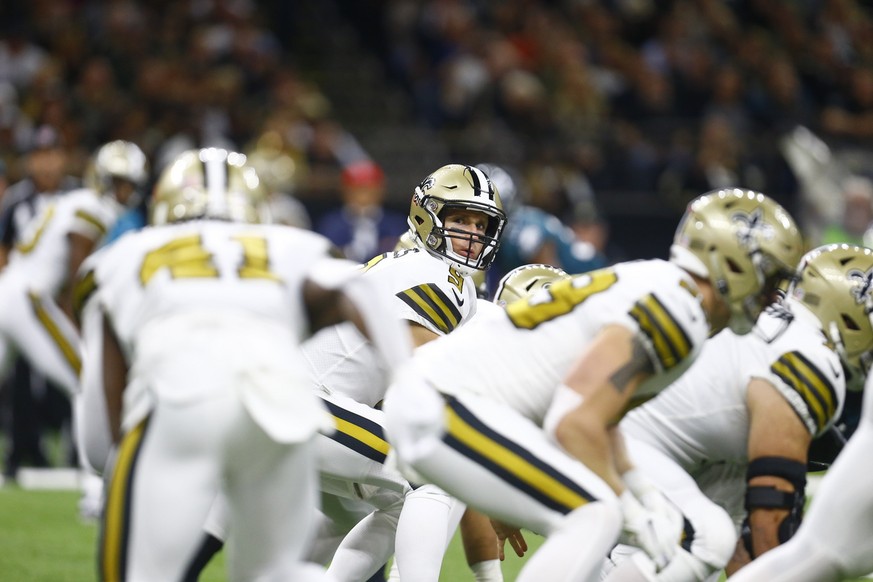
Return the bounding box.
[2,0,873,475]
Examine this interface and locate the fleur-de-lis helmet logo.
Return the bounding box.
[848,267,873,305]
[732,208,775,249]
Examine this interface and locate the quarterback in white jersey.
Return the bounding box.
[0,140,145,397]
[383,189,804,582]
[306,164,506,582]
[76,148,413,582]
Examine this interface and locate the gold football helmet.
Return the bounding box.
[408,164,507,275]
[150,148,270,225]
[85,140,149,207]
[788,244,873,391]
[494,263,569,307]
[670,188,803,334]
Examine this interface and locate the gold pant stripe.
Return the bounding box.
[29,292,81,375]
[444,403,591,512]
[333,416,391,458]
[101,419,149,582]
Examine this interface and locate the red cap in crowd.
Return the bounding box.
[342,160,384,188]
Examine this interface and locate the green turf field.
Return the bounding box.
[0,486,539,581]
[1,485,868,581]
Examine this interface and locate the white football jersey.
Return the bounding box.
[414,259,710,426]
[79,220,347,440]
[302,247,477,407]
[622,300,845,479]
[5,188,121,295]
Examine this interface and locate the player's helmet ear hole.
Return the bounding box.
[726,258,743,274]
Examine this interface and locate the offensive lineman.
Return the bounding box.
[382,189,803,582]
[716,247,873,582]
[600,244,873,581]
[75,148,414,581]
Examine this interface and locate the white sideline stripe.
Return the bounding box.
[16,468,82,490]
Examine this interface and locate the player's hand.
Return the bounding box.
[619,489,683,571]
[490,518,528,560]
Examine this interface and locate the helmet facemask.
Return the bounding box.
[713,247,797,335]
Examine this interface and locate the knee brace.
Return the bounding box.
[741,456,806,558]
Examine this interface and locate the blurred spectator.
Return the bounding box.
[823,175,873,246]
[658,115,765,210]
[478,162,607,290]
[0,158,7,205]
[315,160,407,263]
[0,24,49,90]
[821,66,873,142]
[245,129,312,230]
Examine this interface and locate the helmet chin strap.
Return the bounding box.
[444,236,478,275]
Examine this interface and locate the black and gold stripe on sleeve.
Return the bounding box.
[442,396,597,514]
[396,284,463,334]
[771,351,837,433]
[321,398,390,464]
[629,294,692,371]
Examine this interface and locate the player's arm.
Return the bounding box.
[549,324,654,493]
[727,377,811,575]
[407,321,439,347]
[76,285,126,474]
[64,232,99,321]
[101,313,127,444]
[304,266,413,375]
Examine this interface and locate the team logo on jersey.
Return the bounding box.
[732,208,774,248]
[848,267,873,305]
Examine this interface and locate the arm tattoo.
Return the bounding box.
[609,335,655,393]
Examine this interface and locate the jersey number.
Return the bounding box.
[507,268,618,329]
[139,234,279,285]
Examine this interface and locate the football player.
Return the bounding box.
[184,164,507,582]
[708,247,873,582]
[382,189,804,581]
[385,264,570,582]
[600,244,873,582]
[0,139,146,398]
[75,147,414,582]
[305,163,507,582]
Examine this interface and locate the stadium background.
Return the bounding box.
[1,0,873,579]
